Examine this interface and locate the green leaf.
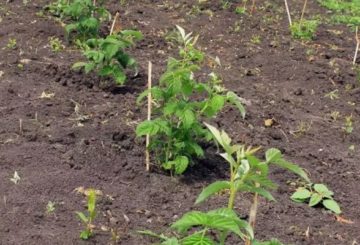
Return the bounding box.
[188,142,204,157]
[309,193,323,206]
[272,159,310,183]
[195,181,231,204]
[236,185,276,201]
[164,102,178,115]
[322,199,341,214]
[182,233,215,245]
[171,211,208,233]
[205,95,225,117]
[103,43,119,60]
[80,230,91,240]
[174,156,189,174]
[84,62,95,73]
[87,189,96,215]
[265,148,282,163]
[314,184,333,198]
[112,66,126,85]
[76,212,88,223]
[226,91,246,118]
[207,208,253,239]
[291,188,312,201]
[65,23,79,36]
[72,62,87,70]
[162,238,180,245]
[181,109,195,128]
[136,120,160,136]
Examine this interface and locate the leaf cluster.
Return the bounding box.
[140,124,309,245]
[46,0,110,41]
[72,31,143,85]
[290,20,319,40]
[136,26,245,175]
[291,183,341,214]
[318,0,360,26]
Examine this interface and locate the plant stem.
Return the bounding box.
[353,26,359,65]
[145,61,152,172]
[284,0,292,26]
[228,167,236,209]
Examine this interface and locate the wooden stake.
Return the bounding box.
[353,26,359,65]
[145,61,152,172]
[245,186,259,245]
[110,12,120,35]
[250,0,256,15]
[284,0,292,26]
[300,0,308,25]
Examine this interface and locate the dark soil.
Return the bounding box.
[0,0,359,244]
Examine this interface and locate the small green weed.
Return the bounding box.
[342,115,353,134]
[46,201,56,214]
[76,189,97,240]
[6,38,17,49]
[49,37,64,52]
[291,183,341,214]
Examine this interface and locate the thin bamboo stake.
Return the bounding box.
[300,0,308,25]
[110,12,120,35]
[284,0,292,26]
[245,185,259,245]
[353,26,359,65]
[145,61,153,172]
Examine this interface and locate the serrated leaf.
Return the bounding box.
[291,188,312,201]
[162,237,180,245]
[265,148,282,163]
[171,211,208,233]
[272,158,310,183]
[226,91,246,118]
[182,233,215,245]
[236,184,275,201]
[181,110,195,128]
[309,193,323,206]
[195,181,230,204]
[136,120,160,136]
[207,208,253,239]
[174,156,189,174]
[314,184,333,197]
[323,199,341,214]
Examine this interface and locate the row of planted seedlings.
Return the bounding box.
[44,1,342,244]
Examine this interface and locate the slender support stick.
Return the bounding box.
[250,0,256,15]
[145,61,153,172]
[110,12,120,35]
[284,0,292,26]
[300,0,308,25]
[353,26,359,65]
[245,183,259,245]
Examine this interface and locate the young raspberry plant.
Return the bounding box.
[72,30,142,85]
[139,124,310,244]
[136,26,245,175]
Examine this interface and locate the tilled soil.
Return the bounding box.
[0,0,359,244]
